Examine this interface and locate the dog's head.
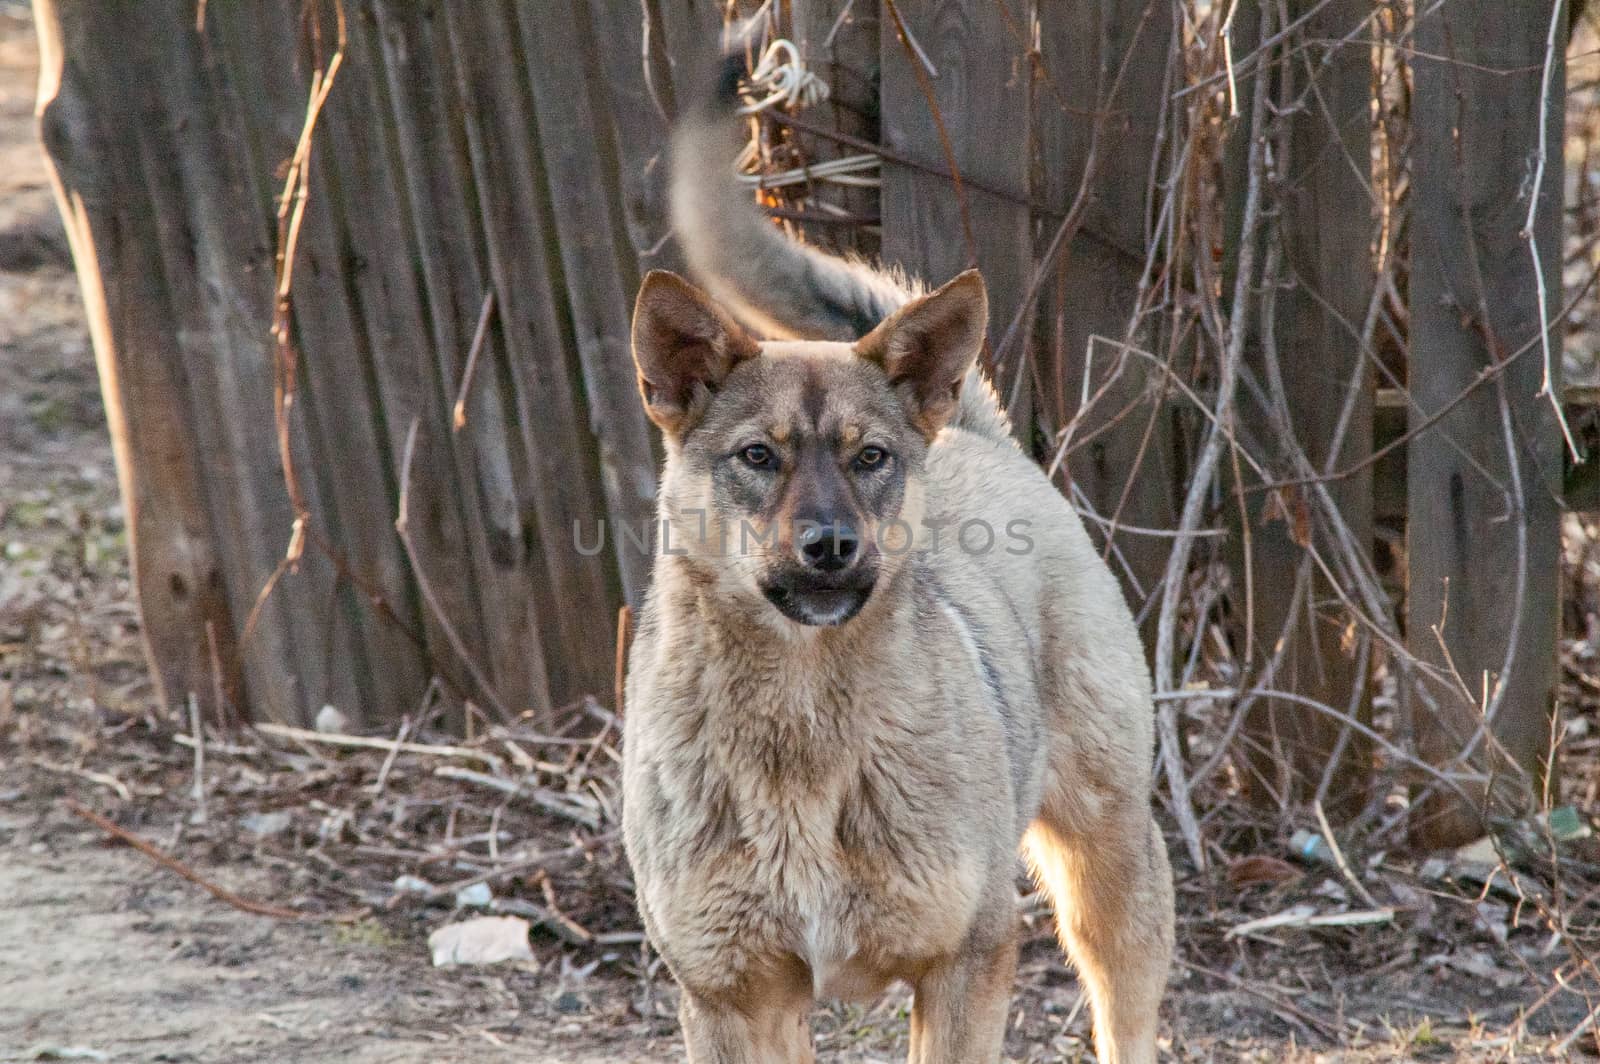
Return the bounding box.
[631,270,987,628]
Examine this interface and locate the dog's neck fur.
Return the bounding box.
[652,552,915,727]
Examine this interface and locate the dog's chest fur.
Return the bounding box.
[623,580,1011,1000]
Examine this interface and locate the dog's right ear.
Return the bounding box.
[632,271,761,436]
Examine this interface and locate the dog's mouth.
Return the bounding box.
[761,574,875,627]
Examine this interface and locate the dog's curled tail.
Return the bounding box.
[670,54,1012,444]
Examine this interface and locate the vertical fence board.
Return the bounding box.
[1033,0,1176,635]
[440,2,620,703]
[511,1,659,605]
[1227,0,1376,812]
[791,0,881,260]
[214,1,431,726]
[583,0,680,277]
[655,0,725,115]
[369,0,553,716]
[1409,0,1564,846]
[879,0,1030,398]
[36,2,231,722]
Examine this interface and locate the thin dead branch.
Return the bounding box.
[64,799,364,923]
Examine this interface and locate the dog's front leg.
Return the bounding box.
[679,986,815,1064]
[907,928,1018,1064]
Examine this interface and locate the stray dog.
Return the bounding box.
[622,56,1174,1064]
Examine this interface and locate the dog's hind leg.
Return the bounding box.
[907,926,1017,1064]
[678,985,815,1064]
[1024,801,1174,1064]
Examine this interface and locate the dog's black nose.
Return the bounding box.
[798,522,859,572]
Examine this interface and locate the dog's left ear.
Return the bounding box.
[632,271,761,436]
[854,269,988,438]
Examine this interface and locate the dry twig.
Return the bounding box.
[64,799,364,923]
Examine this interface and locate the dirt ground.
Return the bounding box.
[3,5,1598,1062]
[0,818,673,1064]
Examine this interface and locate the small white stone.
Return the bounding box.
[313,704,350,734]
[428,916,533,968]
[240,811,293,837]
[392,874,433,896]
[454,882,493,908]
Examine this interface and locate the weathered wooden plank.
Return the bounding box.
[1033,0,1176,638]
[1409,0,1564,846]
[653,0,726,117]
[206,0,430,726]
[878,0,1030,412]
[582,0,682,276]
[1226,0,1375,813]
[511,1,659,604]
[316,7,509,723]
[790,0,881,259]
[368,0,554,717]
[35,2,233,722]
[35,1,354,726]
[438,0,621,703]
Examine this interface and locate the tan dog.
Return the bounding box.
[621,57,1174,1064]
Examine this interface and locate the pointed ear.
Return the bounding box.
[853,270,988,437]
[632,271,761,435]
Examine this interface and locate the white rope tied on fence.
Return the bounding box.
[730,36,881,197]
[736,153,882,190]
[737,37,830,114]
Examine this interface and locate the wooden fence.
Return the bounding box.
[33,0,1578,844]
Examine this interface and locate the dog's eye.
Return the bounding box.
[740,444,776,469]
[854,446,888,470]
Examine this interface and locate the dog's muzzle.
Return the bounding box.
[761,569,876,627]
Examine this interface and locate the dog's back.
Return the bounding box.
[622,56,1173,1064]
